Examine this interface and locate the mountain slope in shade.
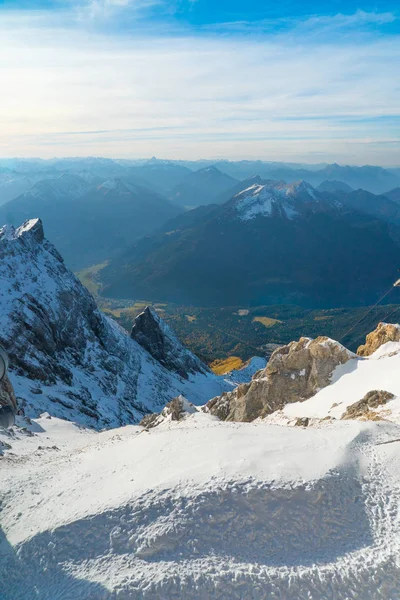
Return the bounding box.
[0,176,183,269]
[385,188,400,204]
[0,219,259,428]
[336,189,400,222]
[316,180,353,193]
[0,173,35,206]
[168,166,239,208]
[102,180,400,308]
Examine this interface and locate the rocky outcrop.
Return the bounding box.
[357,322,400,357]
[139,395,198,429]
[0,372,17,428]
[131,307,209,379]
[341,390,394,421]
[206,337,353,422]
[0,373,17,412]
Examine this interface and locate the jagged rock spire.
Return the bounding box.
[131,306,209,379]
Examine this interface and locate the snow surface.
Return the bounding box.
[2,413,400,599]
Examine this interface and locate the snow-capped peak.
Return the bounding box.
[234,180,320,221]
[15,217,44,240]
[0,218,44,244]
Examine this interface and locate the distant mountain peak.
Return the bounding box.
[98,178,132,195]
[317,180,353,194]
[23,173,89,200]
[233,179,319,221]
[199,165,220,174]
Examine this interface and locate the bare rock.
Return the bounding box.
[295,417,310,427]
[131,307,209,379]
[139,413,160,429]
[0,373,17,428]
[357,322,400,357]
[139,395,198,429]
[206,336,353,422]
[0,373,17,412]
[341,390,395,420]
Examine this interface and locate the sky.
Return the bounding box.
[0,0,399,165]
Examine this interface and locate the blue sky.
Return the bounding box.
[0,0,399,164]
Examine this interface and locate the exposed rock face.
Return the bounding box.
[206,337,353,422]
[357,323,400,357]
[0,366,17,428]
[0,374,17,412]
[341,390,395,421]
[131,307,209,379]
[139,395,198,429]
[0,219,238,428]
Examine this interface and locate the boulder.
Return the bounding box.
[341,390,394,421]
[357,322,400,357]
[206,336,353,422]
[139,395,198,429]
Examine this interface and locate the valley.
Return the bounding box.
[77,273,400,363]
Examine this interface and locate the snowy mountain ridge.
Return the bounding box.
[19,173,90,200]
[0,218,261,428]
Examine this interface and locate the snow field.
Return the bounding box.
[2,415,400,598]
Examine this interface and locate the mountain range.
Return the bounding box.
[0,156,400,277]
[0,157,399,201]
[101,179,400,308]
[0,175,183,270]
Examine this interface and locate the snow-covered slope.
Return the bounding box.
[234,179,328,221]
[275,339,400,424]
[18,173,90,200]
[0,219,261,428]
[2,412,400,599]
[3,321,400,598]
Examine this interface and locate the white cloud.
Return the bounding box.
[304,10,396,28]
[0,9,398,164]
[82,0,163,20]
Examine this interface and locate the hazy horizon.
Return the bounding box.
[0,156,399,169]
